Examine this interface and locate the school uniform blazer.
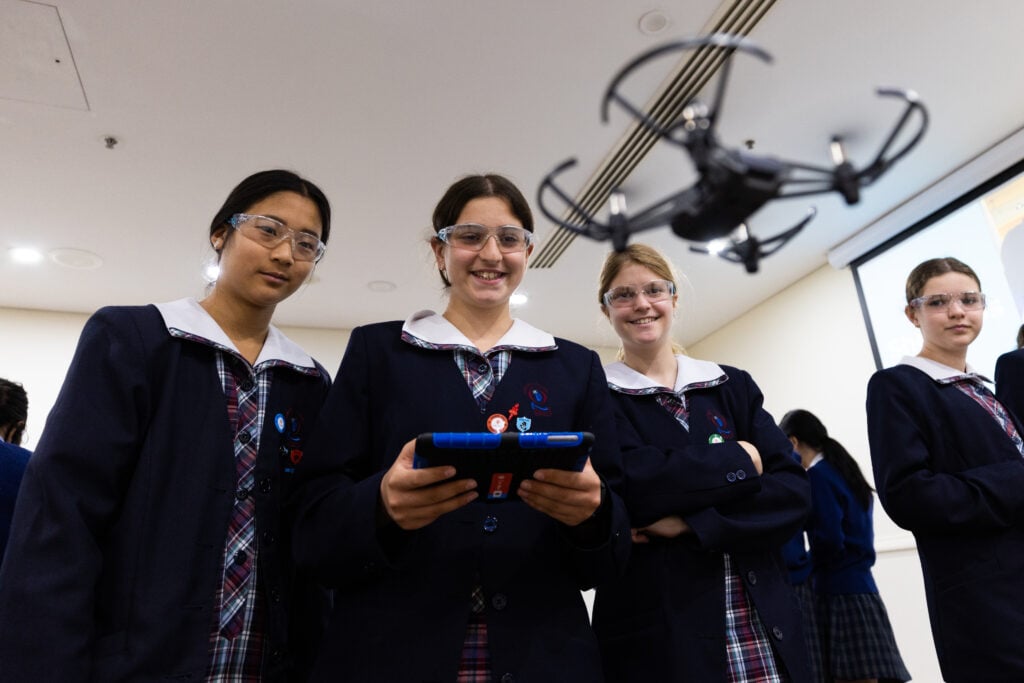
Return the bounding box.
[804,458,878,594]
[293,318,630,683]
[867,359,1024,682]
[592,357,811,683]
[995,347,1024,422]
[0,304,331,682]
[0,438,31,563]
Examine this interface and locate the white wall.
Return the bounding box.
[687,264,941,682]
[1,283,940,679]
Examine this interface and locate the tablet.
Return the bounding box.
[413,431,594,501]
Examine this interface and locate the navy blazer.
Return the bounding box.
[995,347,1024,422]
[867,363,1024,682]
[293,321,630,682]
[0,305,331,682]
[592,364,811,683]
[0,439,31,563]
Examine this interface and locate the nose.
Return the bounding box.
[269,237,296,264]
[478,233,503,259]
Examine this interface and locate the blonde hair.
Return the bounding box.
[598,244,686,355]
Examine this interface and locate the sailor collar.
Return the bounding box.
[606,354,727,395]
[401,309,557,352]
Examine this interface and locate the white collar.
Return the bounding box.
[154,298,316,368]
[898,355,990,384]
[401,310,556,350]
[807,453,825,469]
[605,354,726,393]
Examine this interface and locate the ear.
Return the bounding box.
[431,237,446,269]
[211,227,228,252]
[904,304,920,328]
[788,435,799,449]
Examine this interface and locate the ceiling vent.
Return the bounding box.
[531,0,776,268]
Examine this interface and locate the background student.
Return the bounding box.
[0,377,31,564]
[0,169,333,681]
[781,408,910,683]
[994,322,1024,420]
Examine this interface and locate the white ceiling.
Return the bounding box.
[3,0,1024,351]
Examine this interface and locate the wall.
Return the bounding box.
[687,264,941,682]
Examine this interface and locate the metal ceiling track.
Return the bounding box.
[531,0,777,268]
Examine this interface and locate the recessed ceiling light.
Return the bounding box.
[9,246,44,264]
[367,280,397,293]
[638,10,671,36]
[49,247,103,270]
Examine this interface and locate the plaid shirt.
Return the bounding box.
[166,310,319,682]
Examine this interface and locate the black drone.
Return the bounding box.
[537,33,929,272]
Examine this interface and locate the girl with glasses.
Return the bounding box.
[293,173,629,682]
[0,170,333,681]
[590,243,812,683]
[867,256,1024,682]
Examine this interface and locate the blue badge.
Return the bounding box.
[274,413,286,433]
[516,416,532,433]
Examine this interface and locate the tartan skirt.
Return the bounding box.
[819,592,911,682]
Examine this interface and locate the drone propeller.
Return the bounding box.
[536,32,928,272]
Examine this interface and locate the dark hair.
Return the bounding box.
[779,409,874,510]
[0,378,28,446]
[1017,323,1024,350]
[905,257,980,303]
[431,174,533,288]
[209,169,332,245]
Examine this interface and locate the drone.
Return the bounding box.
[537,33,929,273]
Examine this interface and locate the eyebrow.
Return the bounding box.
[261,214,322,236]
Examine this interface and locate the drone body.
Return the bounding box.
[537,33,928,272]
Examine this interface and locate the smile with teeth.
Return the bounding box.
[630,316,658,325]
[473,271,503,281]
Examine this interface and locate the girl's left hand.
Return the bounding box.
[518,457,603,526]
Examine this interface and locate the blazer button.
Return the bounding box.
[270,588,281,603]
[747,570,757,585]
[233,550,247,566]
[259,478,272,494]
[772,626,784,640]
[235,487,250,501]
[736,469,746,480]
[491,593,508,610]
[483,515,498,533]
[240,380,255,393]
[238,431,252,445]
[726,472,737,483]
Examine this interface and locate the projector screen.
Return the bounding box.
[852,159,1024,379]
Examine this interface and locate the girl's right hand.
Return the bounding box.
[379,438,478,530]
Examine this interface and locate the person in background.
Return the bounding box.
[590,243,811,683]
[0,169,333,681]
[867,256,1024,682]
[994,322,1024,420]
[780,409,910,683]
[292,173,629,682]
[0,377,31,564]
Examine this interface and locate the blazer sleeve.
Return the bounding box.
[0,308,153,679]
[290,326,397,588]
[806,466,844,564]
[995,349,1024,424]
[867,369,1024,534]
[611,403,762,526]
[557,351,631,588]
[684,371,811,553]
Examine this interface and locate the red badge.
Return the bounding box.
[486,413,509,434]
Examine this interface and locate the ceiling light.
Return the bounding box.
[367,280,396,292]
[638,10,670,36]
[49,247,103,269]
[9,246,44,264]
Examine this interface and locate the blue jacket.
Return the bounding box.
[995,347,1024,422]
[592,359,811,683]
[0,438,31,563]
[293,319,630,682]
[805,458,877,594]
[867,361,1024,682]
[0,305,332,682]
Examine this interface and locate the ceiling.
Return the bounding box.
[3,0,1024,351]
